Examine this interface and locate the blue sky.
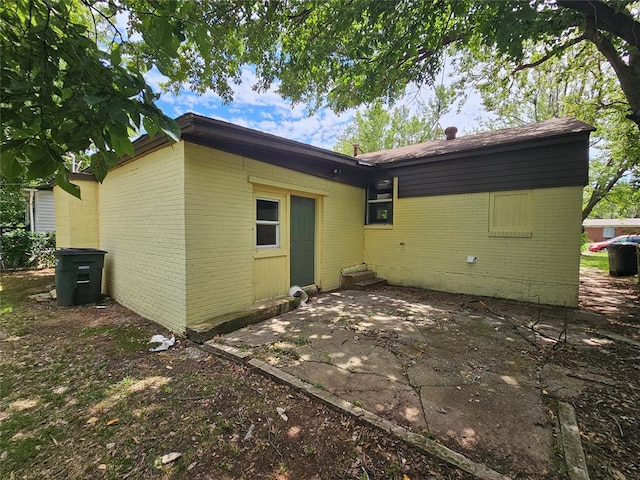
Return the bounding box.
[146,66,489,152]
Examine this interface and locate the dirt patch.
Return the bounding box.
[579,266,640,332]
[0,270,471,480]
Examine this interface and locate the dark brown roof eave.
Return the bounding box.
[51,171,98,186]
[111,112,365,172]
[187,113,362,168]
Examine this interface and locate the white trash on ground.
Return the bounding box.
[276,407,288,421]
[148,334,175,352]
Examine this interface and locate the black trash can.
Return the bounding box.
[607,243,638,277]
[55,248,107,306]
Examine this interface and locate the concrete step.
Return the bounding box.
[341,269,387,290]
[341,270,377,289]
[354,278,387,289]
[187,296,299,343]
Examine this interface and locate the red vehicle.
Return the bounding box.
[588,234,640,252]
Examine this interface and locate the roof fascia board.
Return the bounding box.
[119,113,366,181]
[51,172,97,187]
[188,114,361,168]
[68,172,97,181]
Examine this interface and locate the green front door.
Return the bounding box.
[290,196,315,286]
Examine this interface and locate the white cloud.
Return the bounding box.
[113,9,142,42]
[143,68,170,91]
[151,65,355,149]
[229,117,250,128]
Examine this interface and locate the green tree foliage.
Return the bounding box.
[0,230,56,268]
[242,1,640,130]
[0,179,27,227]
[333,85,455,155]
[2,1,638,193]
[589,180,640,218]
[465,42,639,220]
[1,0,183,197]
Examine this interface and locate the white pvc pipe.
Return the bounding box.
[287,285,309,306]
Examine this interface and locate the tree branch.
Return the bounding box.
[556,0,640,50]
[582,165,628,220]
[82,0,126,47]
[583,17,640,126]
[398,34,463,70]
[513,34,586,73]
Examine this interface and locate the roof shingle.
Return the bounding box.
[357,117,595,165]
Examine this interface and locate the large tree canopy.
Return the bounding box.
[245,1,640,124]
[2,0,639,194]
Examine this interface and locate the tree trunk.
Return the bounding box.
[581,168,627,221]
[558,0,640,130]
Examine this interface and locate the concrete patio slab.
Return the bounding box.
[210,287,600,478]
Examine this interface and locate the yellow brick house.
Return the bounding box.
[55,114,594,333]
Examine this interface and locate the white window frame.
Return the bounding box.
[255,197,280,248]
[602,227,615,239]
[365,178,394,225]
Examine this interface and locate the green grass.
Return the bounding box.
[79,325,149,351]
[580,251,609,272]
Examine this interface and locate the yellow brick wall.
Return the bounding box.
[54,180,100,248]
[364,185,583,307]
[183,144,253,323]
[318,177,365,292]
[99,143,187,332]
[55,138,583,330]
[184,143,365,326]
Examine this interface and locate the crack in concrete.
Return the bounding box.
[383,339,429,427]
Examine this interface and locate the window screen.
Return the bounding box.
[256,198,280,247]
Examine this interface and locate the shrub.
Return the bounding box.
[0,230,56,269]
[580,231,589,252]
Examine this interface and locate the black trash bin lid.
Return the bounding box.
[608,242,638,250]
[55,248,107,256]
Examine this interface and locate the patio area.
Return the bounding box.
[209,271,639,479]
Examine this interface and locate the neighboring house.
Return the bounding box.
[583,218,640,242]
[55,114,594,333]
[24,187,55,233]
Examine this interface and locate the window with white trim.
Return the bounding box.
[256,198,280,247]
[366,178,393,225]
[603,227,615,239]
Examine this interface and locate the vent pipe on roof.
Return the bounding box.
[444,126,458,140]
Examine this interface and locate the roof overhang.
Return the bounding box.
[124,113,370,188]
